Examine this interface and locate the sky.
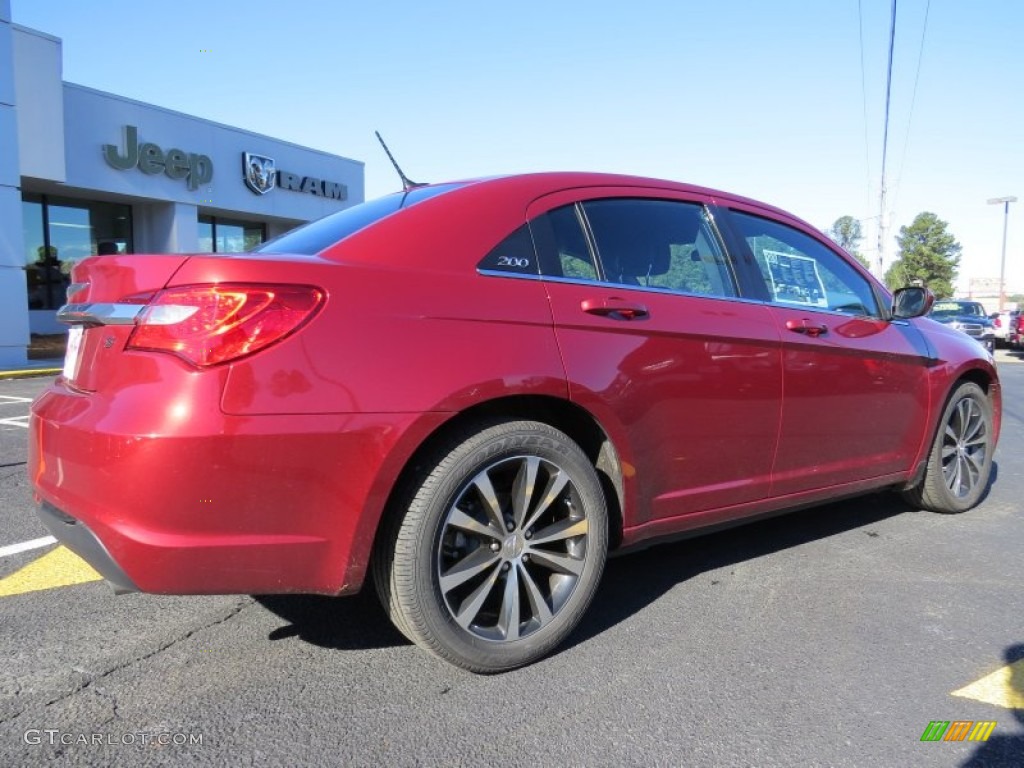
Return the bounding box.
[11,0,1024,294]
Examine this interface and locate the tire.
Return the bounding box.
[374,420,608,673]
[902,381,995,513]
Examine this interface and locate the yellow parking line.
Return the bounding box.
[952,661,1024,709]
[0,546,103,597]
[0,368,61,379]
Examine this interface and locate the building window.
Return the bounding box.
[198,216,265,253]
[23,194,133,310]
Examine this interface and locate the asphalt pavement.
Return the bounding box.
[0,364,1021,767]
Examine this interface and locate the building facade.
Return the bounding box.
[0,3,363,365]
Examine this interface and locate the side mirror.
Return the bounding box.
[892,286,935,319]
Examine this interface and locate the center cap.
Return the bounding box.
[503,534,525,559]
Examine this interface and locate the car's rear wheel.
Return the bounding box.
[374,420,608,672]
[903,381,994,513]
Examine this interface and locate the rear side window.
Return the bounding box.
[256,183,463,255]
[534,205,600,281]
[477,225,538,274]
[581,199,737,297]
[730,211,880,317]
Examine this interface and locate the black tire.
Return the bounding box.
[902,381,994,513]
[373,420,608,673]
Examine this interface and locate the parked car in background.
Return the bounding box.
[928,300,996,353]
[29,173,1001,672]
[990,309,1019,347]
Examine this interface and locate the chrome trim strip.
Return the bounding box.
[476,269,886,318]
[56,303,146,326]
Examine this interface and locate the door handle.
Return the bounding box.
[785,318,828,337]
[581,297,650,321]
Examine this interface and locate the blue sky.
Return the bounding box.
[11,0,1023,293]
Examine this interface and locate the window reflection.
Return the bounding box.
[198,216,265,253]
[23,195,133,310]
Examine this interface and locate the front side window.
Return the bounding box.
[731,211,880,317]
[581,199,737,298]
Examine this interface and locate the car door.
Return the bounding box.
[527,189,783,529]
[720,205,933,496]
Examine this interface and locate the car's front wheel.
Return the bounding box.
[374,420,608,672]
[903,381,995,513]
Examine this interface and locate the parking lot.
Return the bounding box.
[1,364,1022,767]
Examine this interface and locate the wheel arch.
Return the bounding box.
[363,395,626,590]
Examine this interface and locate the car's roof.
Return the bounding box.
[430,171,795,219]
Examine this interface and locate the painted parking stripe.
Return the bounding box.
[0,536,57,559]
[952,661,1024,709]
[0,545,102,596]
[0,415,30,428]
[0,395,33,404]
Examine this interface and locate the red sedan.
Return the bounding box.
[29,173,1000,672]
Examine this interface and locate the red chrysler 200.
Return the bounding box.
[29,173,1000,672]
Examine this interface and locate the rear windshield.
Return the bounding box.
[256,183,463,255]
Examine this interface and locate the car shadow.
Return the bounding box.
[255,491,923,655]
[559,491,920,654]
[255,587,410,651]
[960,643,1024,768]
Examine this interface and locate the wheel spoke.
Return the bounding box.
[522,471,570,533]
[529,517,589,546]
[453,565,503,629]
[520,565,553,625]
[511,457,540,528]
[946,456,964,496]
[525,548,584,577]
[440,546,501,593]
[471,471,506,530]
[496,565,521,641]
[447,508,501,540]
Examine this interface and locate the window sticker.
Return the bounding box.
[763,250,827,307]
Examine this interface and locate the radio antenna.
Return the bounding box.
[375,131,424,191]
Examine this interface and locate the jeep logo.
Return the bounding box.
[103,125,213,191]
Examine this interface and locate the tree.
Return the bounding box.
[883,212,961,298]
[826,216,870,269]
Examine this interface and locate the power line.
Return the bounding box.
[890,0,931,216]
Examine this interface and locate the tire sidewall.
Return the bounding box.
[927,382,994,512]
[404,422,608,672]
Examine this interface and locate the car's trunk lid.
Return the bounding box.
[59,254,191,391]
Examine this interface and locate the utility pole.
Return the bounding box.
[988,196,1017,310]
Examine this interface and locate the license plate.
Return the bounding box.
[63,326,84,381]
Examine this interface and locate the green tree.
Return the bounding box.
[883,212,961,298]
[826,216,870,269]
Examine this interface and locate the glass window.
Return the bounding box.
[22,195,133,310]
[581,199,737,297]
[256,183,463,255]
[549,205,599,281]
[198,218,214,252]
[199,216,265,253]
[477,225,538,274]
[731,211,879,317]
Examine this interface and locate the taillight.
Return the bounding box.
[994,317,1002,328]
[126,284,323,367]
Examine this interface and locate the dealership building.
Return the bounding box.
[0,2,364,366]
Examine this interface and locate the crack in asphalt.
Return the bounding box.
[0,599,248,726]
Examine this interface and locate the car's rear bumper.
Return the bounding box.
[28,381,442,596]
